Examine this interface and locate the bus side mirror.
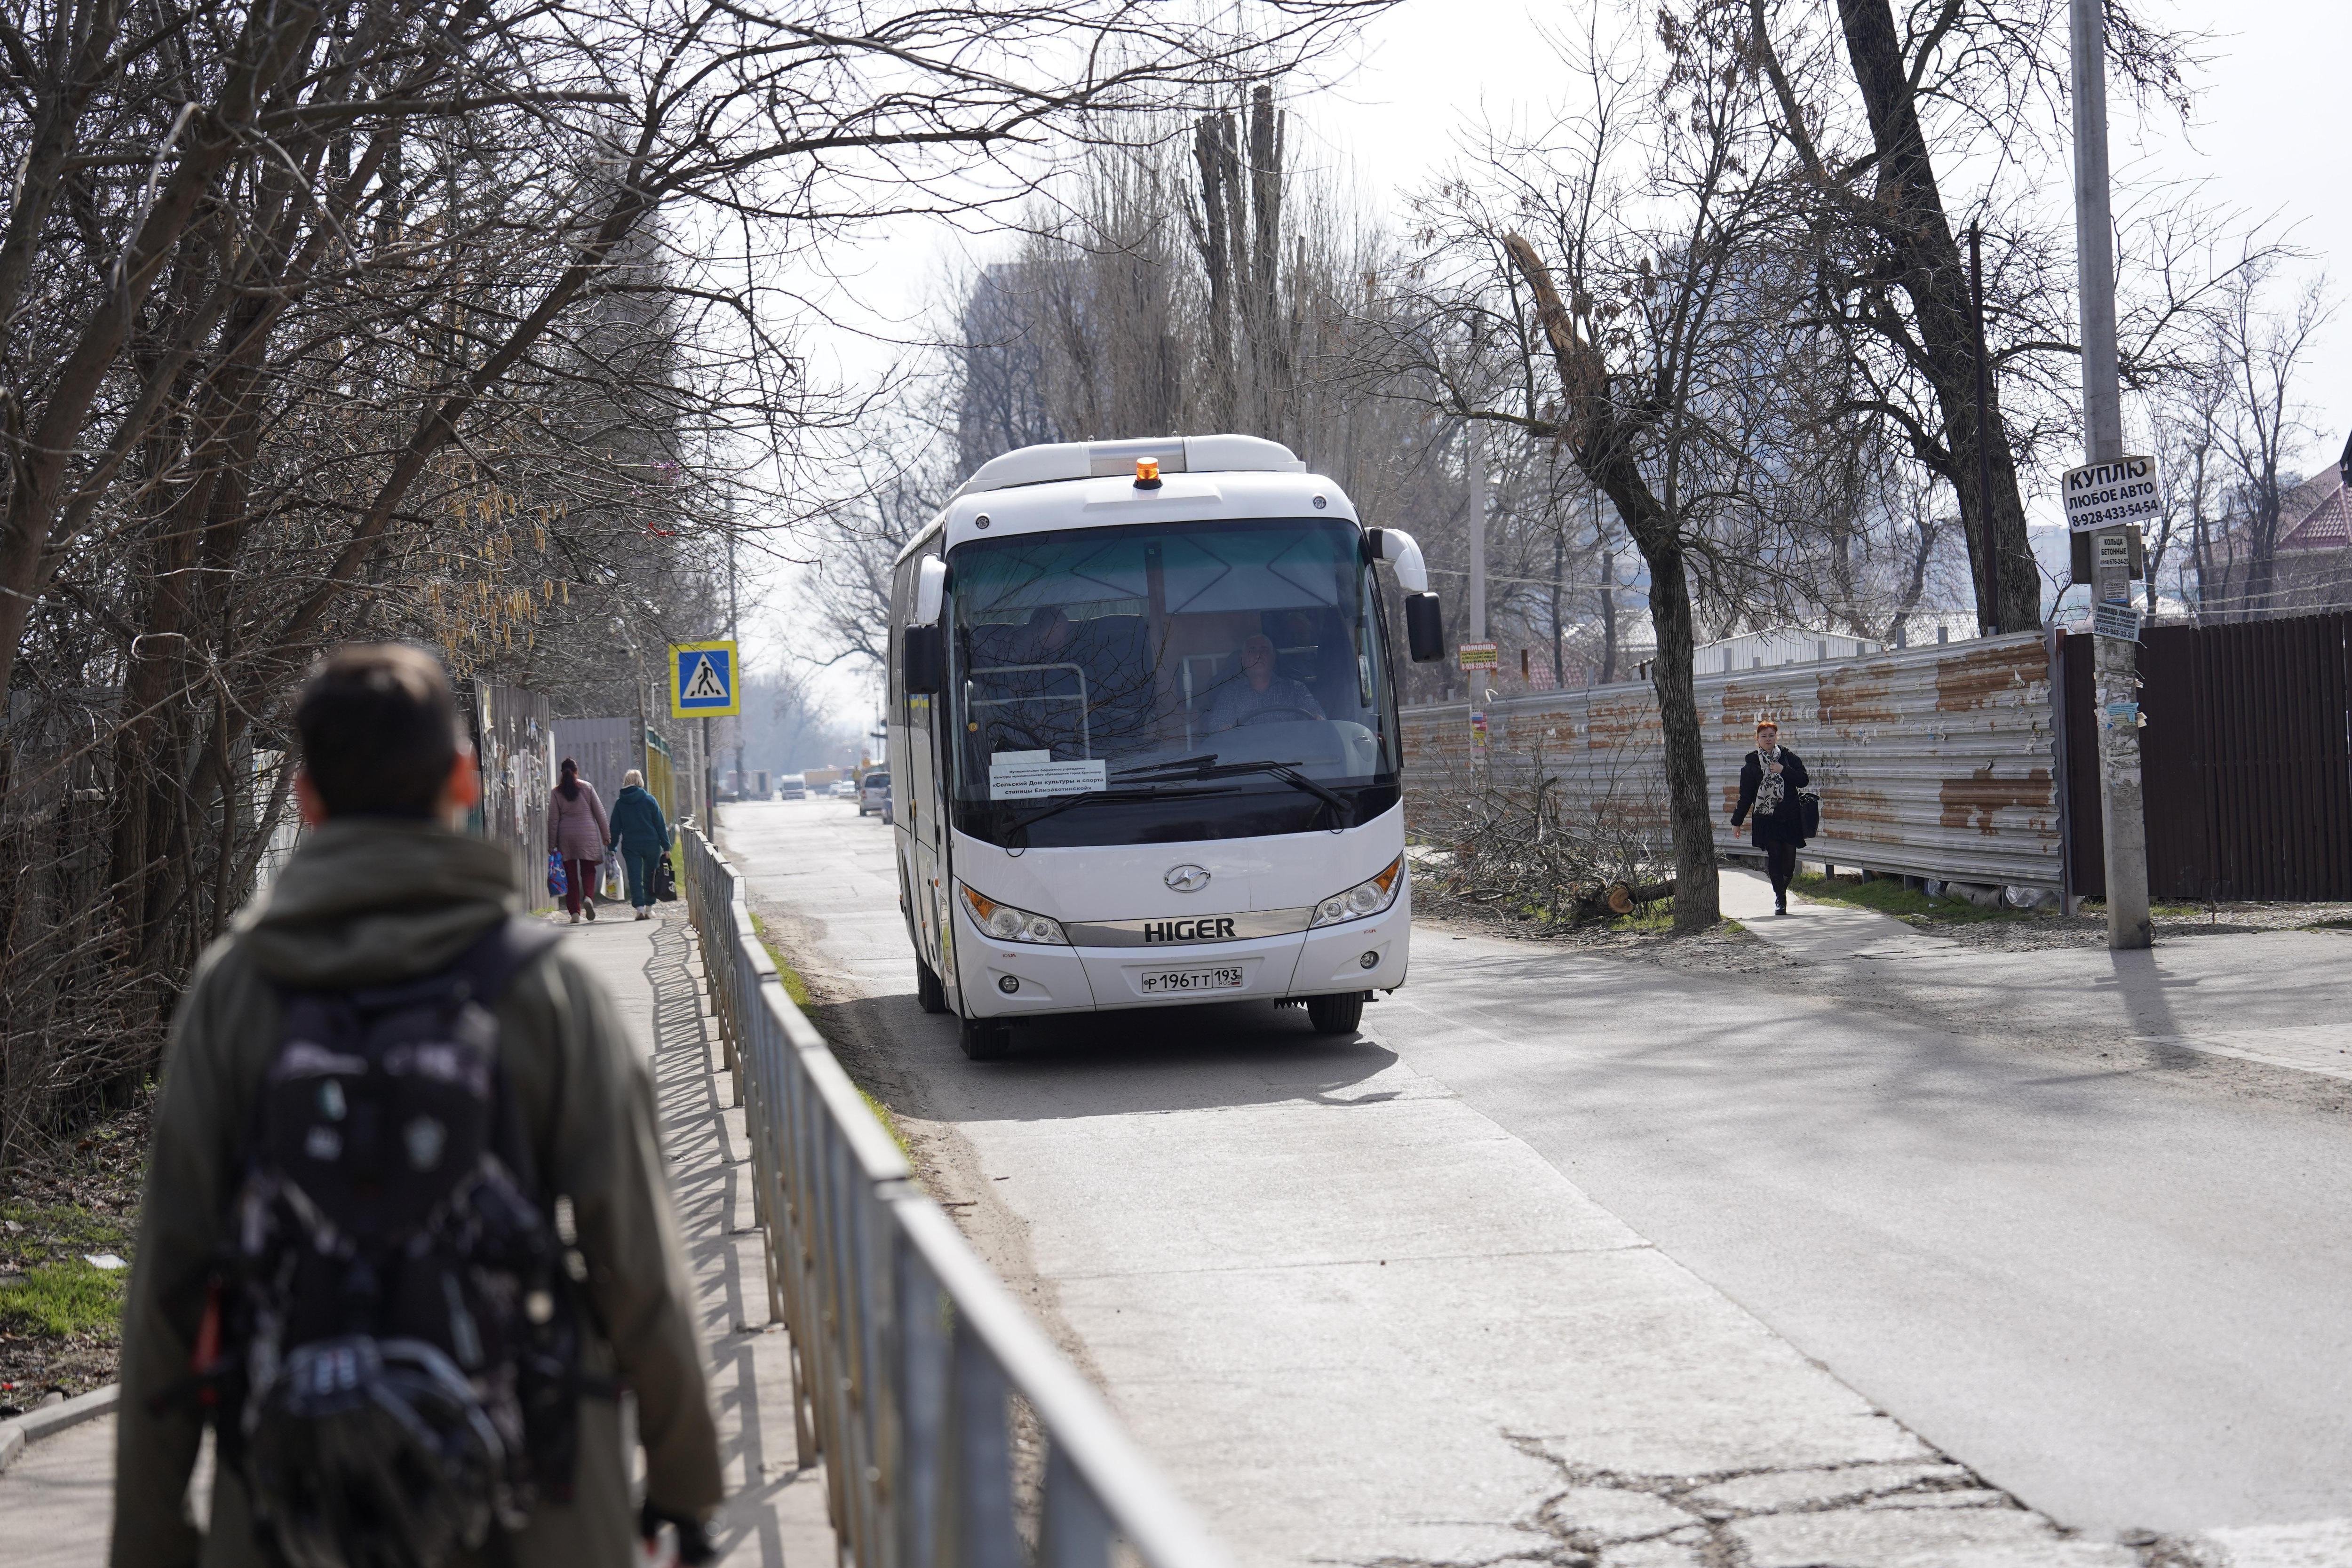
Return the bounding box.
[1366,526,1430,592]
[1405,594,1445,663]
[913,557,946,622]
[903,624,945,694]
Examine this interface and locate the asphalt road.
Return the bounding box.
[718,796,2352,1560]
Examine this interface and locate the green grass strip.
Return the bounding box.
[0,1258,125,1338]
[742,911,908,1157]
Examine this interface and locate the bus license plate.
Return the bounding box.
[1140,966,1245,995]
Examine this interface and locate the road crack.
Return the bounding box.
[1353,1436,2064,1568]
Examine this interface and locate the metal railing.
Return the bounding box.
[677,823,1230,1568]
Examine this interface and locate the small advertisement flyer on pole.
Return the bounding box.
[2092,601,2142,644]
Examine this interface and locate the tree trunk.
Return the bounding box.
[1191,111,1236,428]
[1832,0,2041,633]
[1599,545,1618,684]
[1503,233,1720,929]
[1550,528,1565,688]
[1643,540,1721,930]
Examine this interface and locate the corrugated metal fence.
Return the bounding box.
[554,716,682,822]
[1403,632,2064,890]
[2062,614,2352,901]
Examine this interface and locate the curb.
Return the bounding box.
[0,1383,119,1475]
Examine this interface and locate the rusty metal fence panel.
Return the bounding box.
[1404,632,2063,890]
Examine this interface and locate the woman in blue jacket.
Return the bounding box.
[607,769,672,920]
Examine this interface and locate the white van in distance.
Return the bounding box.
[885,435,1445,1059]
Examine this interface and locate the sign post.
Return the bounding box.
[670,641,739,823]
[669,640,740,718]
[2066,0,2152,948]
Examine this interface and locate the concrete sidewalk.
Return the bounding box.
[0,907,833,1567]
[1719,864,1955,961]
[1721,865,2352,1087]
[591,908,836,1568]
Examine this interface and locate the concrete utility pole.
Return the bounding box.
[2070,0,2153,948]
[728,530,744,795]
[1465,421,1487,645]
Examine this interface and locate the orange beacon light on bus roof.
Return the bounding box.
[1135,457,1162,488]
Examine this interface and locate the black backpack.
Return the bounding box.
[218,919,585,1568]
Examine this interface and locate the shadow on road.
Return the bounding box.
[803,989,1403,1124]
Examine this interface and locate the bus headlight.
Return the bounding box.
[1311,857,1404,928]
[958,883,1069,945]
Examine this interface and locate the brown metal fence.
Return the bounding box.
[1404,632,2064,890]
[2062,613,2352,901]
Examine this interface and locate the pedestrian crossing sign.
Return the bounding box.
[669,640,739,717]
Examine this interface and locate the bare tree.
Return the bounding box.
[2193,265,2335,619]
[1388,2,1828,931]
[1743,0,2209,633]
[0,0,1391,1153]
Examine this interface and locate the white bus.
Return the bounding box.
[885,435,1445,1059]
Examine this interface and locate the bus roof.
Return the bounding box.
[951,435,1303,500]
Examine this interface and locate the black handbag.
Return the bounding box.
[655,855,679,903]
[1799,790,1821,839]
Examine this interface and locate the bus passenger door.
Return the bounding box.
[906,688,948,988]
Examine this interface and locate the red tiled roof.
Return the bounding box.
[2280,471,2349,552]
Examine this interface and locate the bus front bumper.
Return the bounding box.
[952,888,1409,1019]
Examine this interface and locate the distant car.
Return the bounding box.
[859,771,890,819]
[778,775,806,801]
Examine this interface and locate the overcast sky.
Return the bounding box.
[762,0,2351,714]
[1309,0,2350,438]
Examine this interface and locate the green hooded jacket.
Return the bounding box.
[112,819,723,1568]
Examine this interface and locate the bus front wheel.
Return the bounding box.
[1304,992,1366,1035]
[959,1016,1011,1061]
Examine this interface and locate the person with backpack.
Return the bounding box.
[548,759,611,923]
[1731,715,1812,917]
[606,770,671,922]
[113,644,722,1568]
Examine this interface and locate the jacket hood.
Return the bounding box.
[237,819,519,987]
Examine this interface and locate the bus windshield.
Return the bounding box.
[946,517,1401,847]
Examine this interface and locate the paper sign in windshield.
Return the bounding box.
[988,751,1108,801]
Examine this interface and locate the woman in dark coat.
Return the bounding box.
[1731,716,1810,916]
[606,768,671,920]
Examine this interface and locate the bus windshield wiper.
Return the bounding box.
[1118,756,1355,828]
[1111,754,1221,780]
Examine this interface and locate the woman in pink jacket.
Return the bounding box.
[548,757,611,921]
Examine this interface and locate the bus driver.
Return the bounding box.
[1203,633,1325,732]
